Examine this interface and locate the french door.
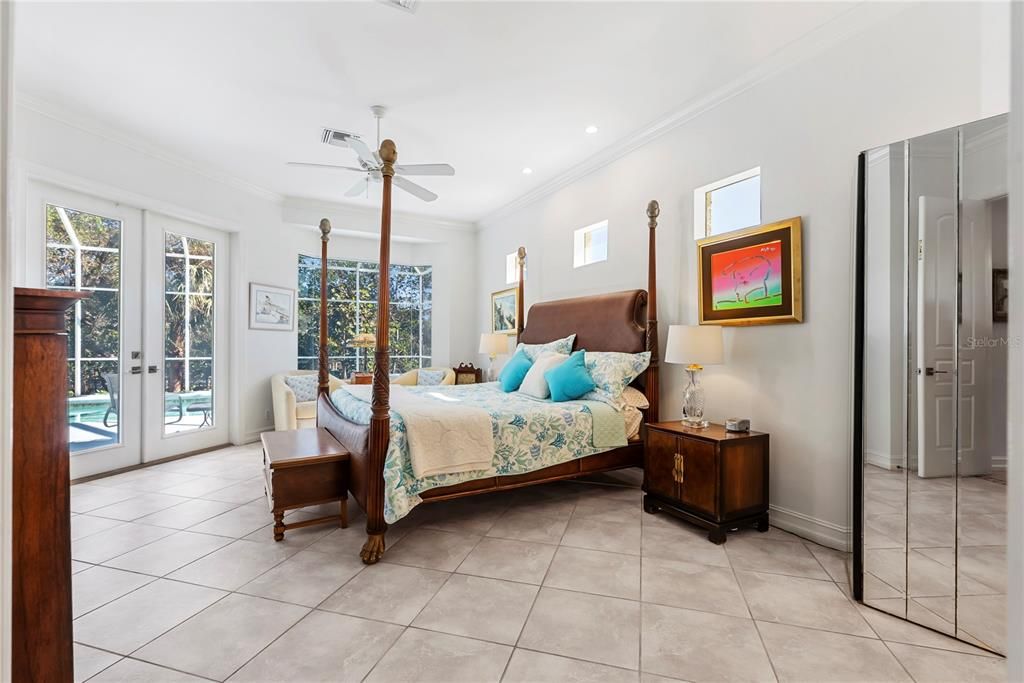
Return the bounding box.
[29,182,230,478]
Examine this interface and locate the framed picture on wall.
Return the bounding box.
[993,268,1009,323]
[491,287,518,335]
[249,283,295,331]
[697,217,803,326]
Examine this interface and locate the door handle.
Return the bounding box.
[672,453,685,485]
[925,367,950,376]
[130,366,142,375]
[148,365,159,374]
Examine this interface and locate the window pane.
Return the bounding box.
[165,256,186,293]
[165,359,186,393]
[165,232,185,254]
[186,237,213,257]
[298,265,320,299]
[189,295,213,357]
[80,360,119,398]
[165,294,186,359]
[297,299,320,358]
[80,291,120,358]
[80,250,120,289]
[47,205,72,245]
[189,360,212,392]
[46,247,75,287]
[574,221,608,268]
[708,175,760,235]
[189,259,214,294]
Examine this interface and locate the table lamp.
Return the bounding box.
[664,325,723,428]
[349,333,376,384]
[479,333,508,381]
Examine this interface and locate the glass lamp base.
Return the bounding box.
[682,417,709,428]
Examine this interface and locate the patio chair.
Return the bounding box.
[101,372,184,426]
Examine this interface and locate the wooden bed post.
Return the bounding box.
[515,246,526,343]
[317,218,331,398]
[361,139,397,564]
[645,200,660,422]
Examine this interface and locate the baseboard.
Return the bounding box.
[864,449,899,470]
[769,503,851,552]
[993,456,1008,470]
[240,425,273,445]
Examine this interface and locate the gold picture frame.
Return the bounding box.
[491,287,518,335]
[697,217,803,326]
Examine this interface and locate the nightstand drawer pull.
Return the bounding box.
[673,453,685,485]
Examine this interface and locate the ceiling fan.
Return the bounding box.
[288,105,454,202]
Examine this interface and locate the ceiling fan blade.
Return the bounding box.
[346,136,376,166]
[393,175,438,202]
[345,176,369,198]
[394,163,455,177]
[287,161,365,172]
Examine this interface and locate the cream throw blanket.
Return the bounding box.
[341,384,494,478]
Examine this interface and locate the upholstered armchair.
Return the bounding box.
[391,367,456,386]
[272,370,343,431]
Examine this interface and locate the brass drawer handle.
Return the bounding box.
[673,452,685,484]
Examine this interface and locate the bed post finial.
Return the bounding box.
[516,246,526,343]
[645,201,660,422]
[318,219,332,399]
[363,139,396,565]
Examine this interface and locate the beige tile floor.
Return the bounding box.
[70,443,1007,682]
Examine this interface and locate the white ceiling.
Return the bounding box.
[15,1,856,222]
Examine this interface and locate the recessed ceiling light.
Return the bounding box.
[585,125,599,134]
[522,167,533,175]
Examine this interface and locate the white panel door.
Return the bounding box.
[917,195,957,478]
[141,212,230,461]
[26,182,144,479]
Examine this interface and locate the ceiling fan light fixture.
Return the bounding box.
[377,0,418,13]
[585,125,599,134]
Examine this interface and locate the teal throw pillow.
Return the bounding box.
[499,349,533,392]
[545,350,595,402]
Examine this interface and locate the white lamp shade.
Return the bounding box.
[479,333,508,356]
[664,325,723,366]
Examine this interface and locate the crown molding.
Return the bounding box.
[16,93,286,204]
[478,2,908,228]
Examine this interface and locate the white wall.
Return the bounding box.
[475,2,1009,549]
[10,103,477,445]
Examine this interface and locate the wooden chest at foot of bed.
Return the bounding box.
[643,422,769,544]
[262,428,350,541]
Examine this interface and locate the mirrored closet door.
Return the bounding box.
[854,113,1008,655]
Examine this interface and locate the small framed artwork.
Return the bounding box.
[491,287,518,335]
[993,268,1009,323]
[249,283,295,331]
[697,217,803,326]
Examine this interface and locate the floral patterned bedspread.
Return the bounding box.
[329,381,625,523]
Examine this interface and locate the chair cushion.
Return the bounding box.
[417,369,447,386]
[545,350,595,402]
[295,400,317,420]
[518,351,568,399]
[499,349,533,392]
[284,374,319,402]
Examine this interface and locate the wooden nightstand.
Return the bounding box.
[262,429,349,541]
[643,421,769,544]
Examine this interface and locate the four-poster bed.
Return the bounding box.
[316,139,661,564]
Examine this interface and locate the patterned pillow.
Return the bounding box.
[516,334,576,361]
[620,386,651,410]
[284,374,319,402]
[417,369,447,386]
[581,351,651,408]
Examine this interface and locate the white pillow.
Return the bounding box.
[284,374,319,402]
[621,386,650,410]
[518,351,568,399]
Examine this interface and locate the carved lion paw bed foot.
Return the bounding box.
[360,534,386,564]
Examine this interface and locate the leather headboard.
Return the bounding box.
[519,289,647,354]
